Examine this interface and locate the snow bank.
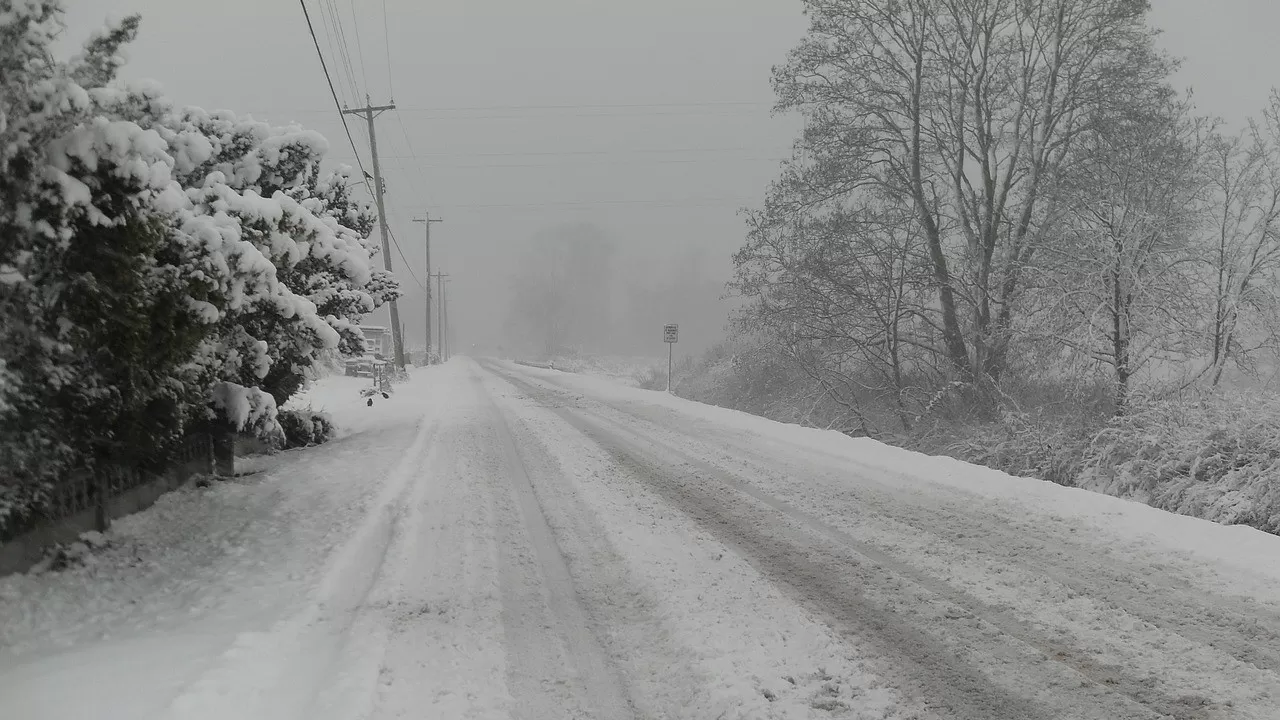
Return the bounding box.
[539,353,663,387]
[508,363,1280,593]
[0,366,452,719]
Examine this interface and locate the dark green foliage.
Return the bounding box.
[276,409,336,449]
[56,217,213,470]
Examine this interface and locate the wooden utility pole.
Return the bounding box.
[431,271,449,360]
[342,98,405,370]
[443,277,451,360]
[412,214,442,360]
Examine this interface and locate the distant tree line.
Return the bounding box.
[0,2,399,529]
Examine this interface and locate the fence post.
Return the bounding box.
[212,427,235,477]
[201,433,215,475]
[94,471,109,533]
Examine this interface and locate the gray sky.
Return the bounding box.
[61,0,1280,357]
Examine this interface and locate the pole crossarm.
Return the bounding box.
[341,103,397,115]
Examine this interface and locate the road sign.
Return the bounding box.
[663,324,679,393]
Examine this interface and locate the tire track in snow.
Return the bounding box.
[480,363,927,719]
[580,387,1280,713]
[498,361,1280,716]
[598,398,1280,674]
[559,413,1074,720]
[165,399,444,720]
[479,371,637,720]
[489,363,1227,720]
[363,385,516,720]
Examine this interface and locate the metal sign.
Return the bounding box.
[664,324,679,344]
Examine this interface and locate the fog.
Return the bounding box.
[59,0,1280,360]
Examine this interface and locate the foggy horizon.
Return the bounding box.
[56,0,1280,360]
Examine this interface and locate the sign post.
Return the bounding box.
[663,323,679,393]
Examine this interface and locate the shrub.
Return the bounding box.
[938,408,1094,487]
[633,366,668,391]
[276,409,336,449]
[1077,393,1280,532]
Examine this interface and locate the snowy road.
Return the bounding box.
[4,359,1280,719]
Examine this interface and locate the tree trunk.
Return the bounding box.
[1112,265,1131,416]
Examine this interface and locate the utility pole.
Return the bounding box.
[443,277,452,360]
[412,214,442,360]
[342,97,405,371]
[432,271,450,361]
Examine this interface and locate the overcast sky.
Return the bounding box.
[61,0,1280,356]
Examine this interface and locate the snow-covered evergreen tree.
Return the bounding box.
[0,4,216,523]
[154,108,401,407]
[0,0,397,529]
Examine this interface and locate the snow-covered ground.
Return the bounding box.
[3,358,1280,719]
[539,353,663,387]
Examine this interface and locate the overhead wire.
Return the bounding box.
[312,0,379,199]
[382,0,394,101]
[403,145,789,158]
[390,112,430,201]
[431,197,754,210]
[298,0,371,194]
[245,106,777,121]
[347,0,371,99]
[326,145,791,159]
[391,100,772,112]
[315,1,346,102]
[322,0,361,104]
[326,155,787,169]
[386,225,427,292]
[302,0,442,334]
[377,0,431,206]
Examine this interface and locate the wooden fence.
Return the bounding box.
[0,433,214,574]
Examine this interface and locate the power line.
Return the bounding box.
[331,145,792,159]
[372,0,431,210]
[430,197,755,210]
[321,0,361,104]
[381,0,394,101]
[347,0,371,96]
[298,0,371,191]
[246,100,776,114]
[386,224,427,292]
[393,100,772,112]
[315,0,349,104]
[327,155,788,169]
[391,110,431,203]
[249,108,776,121]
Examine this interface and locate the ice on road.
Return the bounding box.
[4,358,1280,719]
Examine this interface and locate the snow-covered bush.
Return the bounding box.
[156,107,401,412]
[940,409,1094,488]
[276,409,336,449]
[632,366,667,391]
[1077,393,1280,533]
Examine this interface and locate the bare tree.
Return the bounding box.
[734,192,938,433]
[1198,95,1280,385]
[1038,92,1204,413]
[769,0,1174,381]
